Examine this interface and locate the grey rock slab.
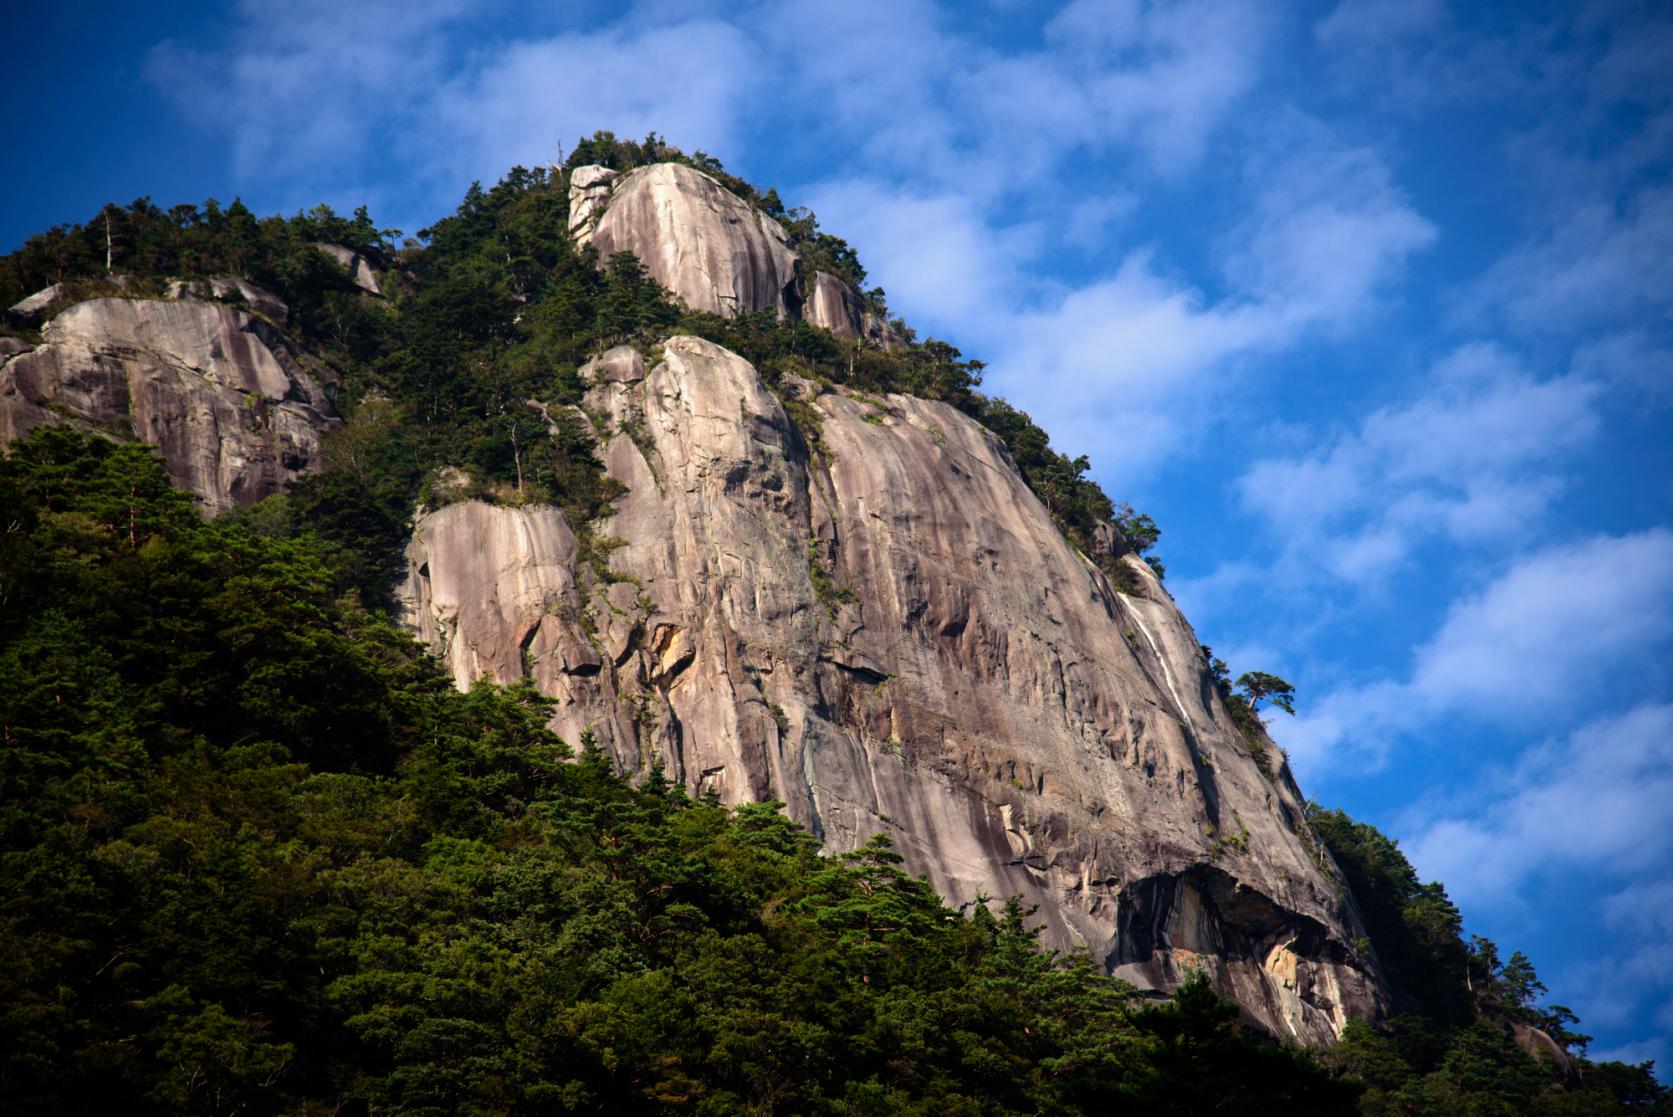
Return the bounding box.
[398,335,1387,1043]
[802,270,904,350]
[7,283,70,326]
[165,276,290,323]
[578,344,646,385]
[0,296,336,513]
[314,243,382,294]
[589,164,799,318]
[567,164,620,245]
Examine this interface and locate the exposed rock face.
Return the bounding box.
[0,295,337,513]
[803,270,863,336]
[802,270,904,350]
[164,276,290,323]
[585,163,800,318]
[398,334,1386,1044]
[7,283,71,327]
[567,165,619,246]
[7,276,136,326]
[403,501,597,693]
[314,243,382,295]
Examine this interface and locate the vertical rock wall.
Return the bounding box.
[398,335,1388,1044]
[585,163,801,318]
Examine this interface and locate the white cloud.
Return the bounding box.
[1314,0,1444,50]
[1222,131,1438,330]
[1403,704,1673,907]
[1471,187,1673,337]
[1397,706,1673,1062]
[972,126,1433,470]
[1279,530,1673,774]
[801,182,1032,333]
[434,20,761,187]
[1236,344,1601,585]
[1410,533,1673,718]
[1043,0,1271,172]
[148,0,477,181]
[1572,330,1673,404]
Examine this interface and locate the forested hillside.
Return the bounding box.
[1,133,1666,1114]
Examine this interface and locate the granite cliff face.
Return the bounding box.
[0,285,337,513]
[568,160,905,346]
[580,163,801,318]
[399,327,1387,1041]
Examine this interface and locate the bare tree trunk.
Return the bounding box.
[513,431,524,495]
[105,212,113,273]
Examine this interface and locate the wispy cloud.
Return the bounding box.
[1235,343,1600,585]
[1403,704,1673,907]
[148,0,478,183]
[1279,529,1673,774]
[1469,188,1673,338]
[1401,705,1673,1066]
[434,20,761,187]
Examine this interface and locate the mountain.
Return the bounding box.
[2,136,1661,1113]
[2,157,1383,1044]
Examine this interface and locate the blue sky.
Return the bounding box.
[8,0,1672,1067]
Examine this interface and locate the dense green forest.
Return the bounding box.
[1,133,1667,1113]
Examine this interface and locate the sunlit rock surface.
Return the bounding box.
[583,163,800,318]
[802,269,903,350]
[398,334,1387,1043]
[0,293,336,513]
[567,164,619,246]
[314,242,382,294]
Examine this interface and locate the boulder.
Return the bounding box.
[398,333,1386,1043]
[314,243,382,294]
[0,296,337,513]
[578,343,645,385]
[588,164,800,318]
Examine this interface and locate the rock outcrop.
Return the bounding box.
[0,292,336,513]
[314,243,382,295]
[164,276,290,323]
[802,270,903,350]
[567,165,619,246]
[398,335,1386,1044]
[583,163,800,318]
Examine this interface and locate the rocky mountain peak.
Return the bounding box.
[577,162,801,318]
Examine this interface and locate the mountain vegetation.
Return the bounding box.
[0,132,1666,1113]
[0,427,1365,1114]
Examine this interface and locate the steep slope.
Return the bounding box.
[400,324,1387,1042]
[578,163,801,317]
[0,285,337,513]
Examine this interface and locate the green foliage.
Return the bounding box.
[1308,804,1473,1023]
[1310,806,1665,1115]
[0,429,1357,1114]
[1202,648,1295,772]
[0,197,397,346]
